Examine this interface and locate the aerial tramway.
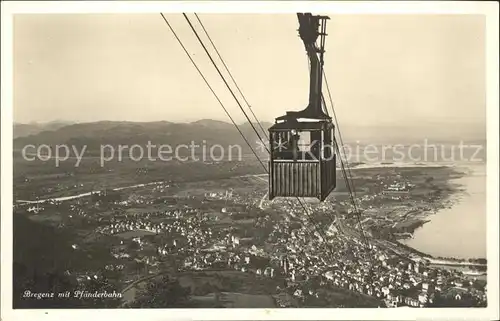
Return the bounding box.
[160,12,369,249]
[269,13,336,202]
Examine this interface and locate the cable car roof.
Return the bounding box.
[269,120,333,131]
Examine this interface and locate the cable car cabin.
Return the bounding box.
[268,120,336,201]
[268,13,336,202]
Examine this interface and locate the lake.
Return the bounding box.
[401,163,487,259]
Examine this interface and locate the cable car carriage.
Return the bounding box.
[268,13,336,202]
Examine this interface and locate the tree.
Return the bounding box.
[131,275,191,308]
[82,276,121,308]
[193,281,216,296]
[472,279,487,291]
[13,264,84,308]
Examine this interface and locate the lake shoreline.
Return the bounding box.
[395,163,487,264]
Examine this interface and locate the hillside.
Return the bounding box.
[13,120,273,154]
[13,121,75,138]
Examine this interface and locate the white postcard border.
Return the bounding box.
[1,1,499,321]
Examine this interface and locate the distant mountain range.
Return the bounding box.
[13,120,272,153]
[13,119,486,151]
[13,120,75,139]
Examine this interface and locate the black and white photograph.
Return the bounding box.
[1,1,499,320]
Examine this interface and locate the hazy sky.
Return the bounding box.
[14,14,486,126]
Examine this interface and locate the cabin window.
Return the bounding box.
[297,131,311,152]
[322,128,334,160]
[309,130,322,160]
[271,129,322,161]
[271,130,297,160]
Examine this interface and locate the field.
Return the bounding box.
[191,292,276,308]
[312,287,383,308]
[121,269,282,307]
[13,153,265,200]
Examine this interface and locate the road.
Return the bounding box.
[16,174,268,204]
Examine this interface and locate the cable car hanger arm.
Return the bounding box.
[276,13,331,122]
